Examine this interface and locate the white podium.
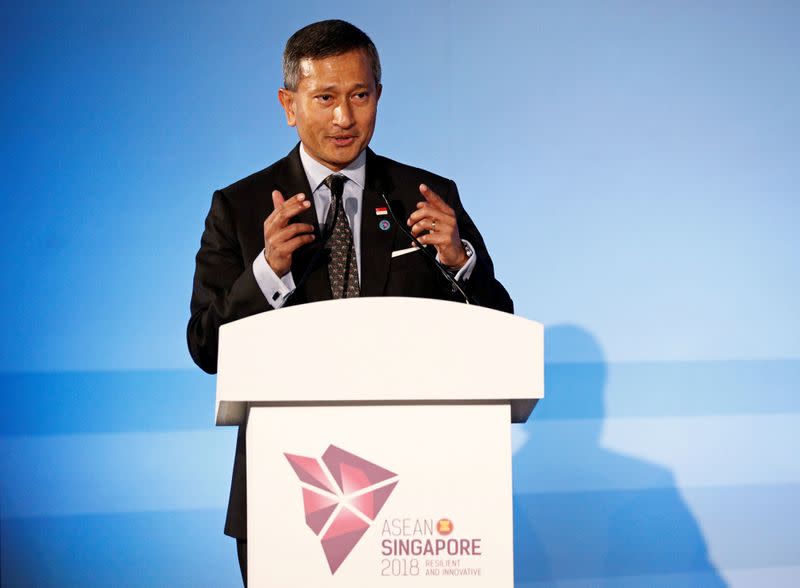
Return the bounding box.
[216,298,543,587]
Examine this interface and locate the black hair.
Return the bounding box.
[283,19,381,90]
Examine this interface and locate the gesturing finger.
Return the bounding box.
[271,223,315,245]
[417,230,453,246]
[284,232,316,252]
[273,231,316,256]
[410,216,453,237]
[419,184,451,213]
[407,205,454,227]
[271,190,286,210]
[267,192,310,229]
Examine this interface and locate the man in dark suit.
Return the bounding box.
[187,19,512,585]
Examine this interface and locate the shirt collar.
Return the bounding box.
[299,143,366,193]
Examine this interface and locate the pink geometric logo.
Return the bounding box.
[284,445,399,574]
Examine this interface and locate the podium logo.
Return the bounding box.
[284,445,399,574]
[437,518,454,535]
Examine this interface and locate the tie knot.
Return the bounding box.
[323,174,346,198]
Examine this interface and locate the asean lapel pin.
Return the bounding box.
[378,219,391,231]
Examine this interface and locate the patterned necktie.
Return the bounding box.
[322,174,360,299]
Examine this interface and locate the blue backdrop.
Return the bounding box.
[2,1,798,586]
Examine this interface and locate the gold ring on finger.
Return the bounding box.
[431,219,437,232]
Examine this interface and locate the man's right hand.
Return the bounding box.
[263,190,315,277]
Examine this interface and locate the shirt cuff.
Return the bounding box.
[437,239,477,282]
[253,251,296,309]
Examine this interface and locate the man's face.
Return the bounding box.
[278,49,382,171]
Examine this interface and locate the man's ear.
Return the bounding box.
[376,83,382,102]
[278,88,296,127]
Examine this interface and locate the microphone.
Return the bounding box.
[378,192,475,305]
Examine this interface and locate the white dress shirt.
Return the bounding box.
[253,143,476,308]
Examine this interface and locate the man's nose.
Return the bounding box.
[333,101,354,128]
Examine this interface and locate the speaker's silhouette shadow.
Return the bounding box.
[512,325,726,586]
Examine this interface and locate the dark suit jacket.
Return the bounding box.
[187,144,512,539]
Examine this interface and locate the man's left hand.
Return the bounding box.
[407,184,468,268]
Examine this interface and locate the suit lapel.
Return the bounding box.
[359,149,397,297]
[275,144,332,302]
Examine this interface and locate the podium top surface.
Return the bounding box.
[215,298,543,425]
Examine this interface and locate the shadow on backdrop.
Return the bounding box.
[512,325,726,587]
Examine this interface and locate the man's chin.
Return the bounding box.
[322,146,364,169]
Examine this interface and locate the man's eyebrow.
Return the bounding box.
[308,82,371,92]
